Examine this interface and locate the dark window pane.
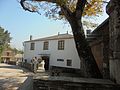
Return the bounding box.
[67,59,72,66]
[30,43,35,50]
[58,40,64,50]
[43,41,49,50]
[57,59,64,61]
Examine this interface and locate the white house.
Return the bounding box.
[23,33,81,70]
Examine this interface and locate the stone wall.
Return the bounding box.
[18,62,34,72]
[33,78,120,90]
[18,76,33,90]
[90,19,109,79]
[106,0,120,84]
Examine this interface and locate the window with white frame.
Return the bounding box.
[30,43,35,50]
[58,40,64,50]
[43,41,49,50]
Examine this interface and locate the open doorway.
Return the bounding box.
[41,56,49,70]
[6,58,10,63]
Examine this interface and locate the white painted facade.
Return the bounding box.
[23,34,81,69]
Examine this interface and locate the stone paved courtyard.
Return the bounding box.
[0,63,33,90]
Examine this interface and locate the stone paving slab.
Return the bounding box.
[0,63,33,90]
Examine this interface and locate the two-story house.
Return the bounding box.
[23,33,81,70]
[1,47,15,63]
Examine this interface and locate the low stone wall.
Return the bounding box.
[50,66,82,77]
[8,61,16,65]
[18,76,33,90]
[33,77,120,90]
[18,62,34,72]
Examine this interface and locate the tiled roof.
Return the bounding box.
[92,18,109,34]
[24,34,73,42]
[87,18,109,42]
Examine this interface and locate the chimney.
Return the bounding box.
[66,31,68,34]
[58,32,60,35]
[30,35,32,40]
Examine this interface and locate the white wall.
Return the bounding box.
[24,38,80,69]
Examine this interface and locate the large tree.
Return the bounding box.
[20,0,107,78]
[0,27,11,58]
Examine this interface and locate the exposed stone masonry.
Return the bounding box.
[33,76,120,90]
[106,0,120,84]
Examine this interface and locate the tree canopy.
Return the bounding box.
[0,26,11,56]
[20,0,106,20]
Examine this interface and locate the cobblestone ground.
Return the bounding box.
[0,63,33,90]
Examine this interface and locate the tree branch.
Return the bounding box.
[20,0,36,12]
[76,0,87,11]
[75,0,87,19]
[60,5,73,23]
[33,0,56,3]
[20,0,57,12]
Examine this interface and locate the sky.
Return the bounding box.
[0,0,109,50]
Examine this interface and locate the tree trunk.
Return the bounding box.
[69,15,103,78]
[60,1,102,78]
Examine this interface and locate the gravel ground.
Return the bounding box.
[0,63,33,90]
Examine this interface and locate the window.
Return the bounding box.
[58,40,64,50]
[57,59,64,62]
[67,59,72,66]
[30,43,35,50]
[7,52,10,56]
[43,41,49,50]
